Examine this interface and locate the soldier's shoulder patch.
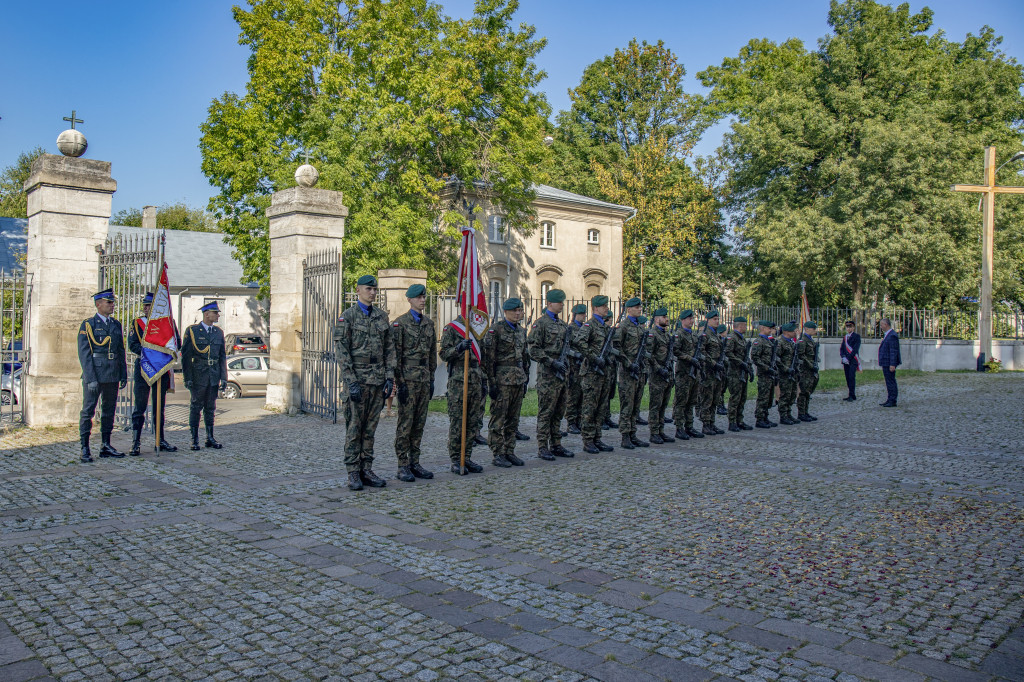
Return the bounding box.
[488,329,495,334]
[531,323,537,329]
[337,316,344,322]
[393,322,400,327]
[582,323,589,327]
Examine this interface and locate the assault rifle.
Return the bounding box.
[658,320,678,380]
[553,323,581,381]
[741,339,754,383]
[689,333,706,381]
[628,317,652,381]
[593,306,626,376]
[767,337,779,383]
[713,335,728,382]
[786,337,800,379]
[812,338,820,371]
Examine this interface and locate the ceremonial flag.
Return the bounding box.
[454,225,489,349]
[798,281,810,334]
[140,263,179,385]
[446,317,482,363]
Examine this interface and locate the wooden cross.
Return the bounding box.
[951,145,1024,365]
[63,110,83,129]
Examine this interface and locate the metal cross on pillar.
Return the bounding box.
[63,110,84,129]
[952,146,1024,368]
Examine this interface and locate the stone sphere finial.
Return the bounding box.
[57,129,88,158]
[295,163,319,187]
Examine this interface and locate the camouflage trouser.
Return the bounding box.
[778,377,798,418]
[727,373,748,425]
[797,371,819,416]
[647,373,672,436]
[344,382,386,473]
[395,379,430,467]
[447,375,483,462]
[535,370,568,451]
[471,373,486,438]
[698,376,720,426]
[488,383,525,457]
[671,370,700,429]
[617,368,643,437]
[580,370,611,443]
[566,370,583,426]
[755,374,775,421]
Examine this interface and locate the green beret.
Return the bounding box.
[803,321,817,329]
[758,319,773,327]
[405,283,426,298]
[592,295,609,307]
[503,297,523,310]
[356,274,377,286]
[733,316,747,323]
[624,297,641,308]
[679,309,694,320]
[717,324,727,333]
[705,310,719,320]
[546,289,565,303]
[653,307,668,317]
[781,322,797,332]
[637,315,648,324]
[572,304,587,315]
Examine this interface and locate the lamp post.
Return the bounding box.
[639,253,646,302]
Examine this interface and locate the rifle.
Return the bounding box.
[689,333,706,381]
[767,337,779,384]
[786,337,800,379]
[812,338,820,371]
[593,305,626,376]
[741,339,754,383]
[553,323,581,381]
[628,317,652,381]
[713,334,728,382]
[658,320,678,380]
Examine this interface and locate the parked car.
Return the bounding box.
[1,367,21,405]
[225,334,268,355]
[220,354,269,399]
[2,339,23,373]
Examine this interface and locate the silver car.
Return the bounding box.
[220,354,269,399]
[1,367,21,405]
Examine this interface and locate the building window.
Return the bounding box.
[541,281,553,301]
[587,229,600,245]
[488,215,505,244]
[489,280,502,310]
[540,221,555,249]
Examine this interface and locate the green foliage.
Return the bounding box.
[0,148,45,219]
[111,203,219,232]
[200,0,551,293]
[699,0,1024,308]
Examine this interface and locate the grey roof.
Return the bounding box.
[0,218,27,274]
[533,184,634,214]
[108,225,255,290]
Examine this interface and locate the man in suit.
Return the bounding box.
[181,301,228,450]
[878,317,901,407]
[127,292,179,455]
[840,320,861,401]
[78,289,128,463]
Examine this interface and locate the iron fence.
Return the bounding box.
[1,269,29,426]
[301,249,343,422]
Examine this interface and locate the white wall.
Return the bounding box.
[818,338,1024,371]
[174,293,267,336]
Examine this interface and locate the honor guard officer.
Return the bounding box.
[573,295,616,454]
[725,316,753,432]
[671,310,701,440]
[646,308,674,444]
[775,322,801,424]
[182,301,228,450]
[483,298,531,467]
[613,297,649,450]
[78,289,128,462]
[335,275,396,490]
[127,292,179,456]
[750,320,778,429]
[796,321,820,421]
[392,284,436,482]
[697,311,724,435]
[528,288,575,460]
[565,303,588,435]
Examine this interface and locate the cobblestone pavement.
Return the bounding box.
[1,372,1022,681]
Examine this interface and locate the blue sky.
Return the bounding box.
[2,0,1021,216]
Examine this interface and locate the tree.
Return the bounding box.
[549,40,727,301]
[111,203,219,232]
[0,148,45,219]
[200,0,550,292]
[699,0,1024,308]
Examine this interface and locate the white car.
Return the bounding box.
[1,367,21,406]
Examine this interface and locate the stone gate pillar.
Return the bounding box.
[23,154,116,426]
[376,269,427,321]
[265,169,347,415]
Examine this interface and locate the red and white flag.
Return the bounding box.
[140,262,179,386]
[453,225,489,357]
[798,282,810,334]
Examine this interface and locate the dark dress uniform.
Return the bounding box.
[392,295,437,481]
[614,307,649,449]
[127,306,180,455]
[646,317,674,443]
[181,317,228,448]
[483,301,530,467]
[78,295,128,462]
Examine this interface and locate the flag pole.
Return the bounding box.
[155,380,162,453]
[459,344,469,473]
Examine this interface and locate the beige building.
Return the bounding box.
[474,184,633,308]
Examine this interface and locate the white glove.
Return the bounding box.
[841,357,849,365]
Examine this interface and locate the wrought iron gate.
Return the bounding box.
[1,268,30,426]
[98,231,163,430]
[300,248,342,422]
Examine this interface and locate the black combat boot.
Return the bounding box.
[348,471,364,490]
[674,427,690,441]
[396,466,415,482]
[515,430,530,441]
[798,414,814,422]
[630,435,649,448]
[739,422,753,431]
[99,435,125,458]
[410,463,434,479]
[755,420,772,429]
[701,424,717,436]
[661,433,675,443]
[728,423,741,432]
[190,426,201,451]
[205,427,223,449]
[159,438,178,452]
[463,459,483,473]
[620,435,635,450]
[582,441,600,454]
[552,444,574,458]
[538,447,556,461]
[492,455,511,468]
[567,423,581,435]
[129,430,142,456]
[360,469,387,487]
[686,426,704,439]
[606,417,618,428]
[717,405,728,416]
[81,439,93,463]
[664,417,673,424]
[451,462,468,475]
[649,434,664,444]
[505,453,524,466]
[473,434,488,446]
[595,440,614,452]
[636,416,648,426]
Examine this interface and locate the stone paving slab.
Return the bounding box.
[0,371,1021,681]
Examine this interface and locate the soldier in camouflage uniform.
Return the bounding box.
[565,303,588,434]
[334,274,396,490]
[440,319,485,474]
[796,321,820,421]
[725,316,753,431]
[614,297,649,449]
[528,289,575,460]
[670,309,701,440]
[572,295,616,454]
[635,315,651,427]
[601,309,618,431]
[391,284,437,482]
[483,298,530,467]
[697,311,725,435]
[714,324,730,416]
[646,308,675,444]
[750,320,778,429]
[775,322,801,425]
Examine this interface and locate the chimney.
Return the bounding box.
[142,205,157,229]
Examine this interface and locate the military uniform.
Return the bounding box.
[127,298,180,455]
[483,300,530,467]
[796,324,820,420]
[392,290,437,479]
[334,284,396,485]
[572,298,616,453]
[697,316,725,434]
[565,304,588,432]
[78,290,128,462]
[750,325,778,427]
[671,312,701,440]
[724,322,752,430]
[776,326,801,423]
[646,314,674,442]
[614,304,649,448]
[528,291,575,459]
[440,323,484,472]
[181,306,228,449]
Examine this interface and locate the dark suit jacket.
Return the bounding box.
[78,314,127,385]
[840,332,861,361]
[181,323,228,387]
[878,330,901,368]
